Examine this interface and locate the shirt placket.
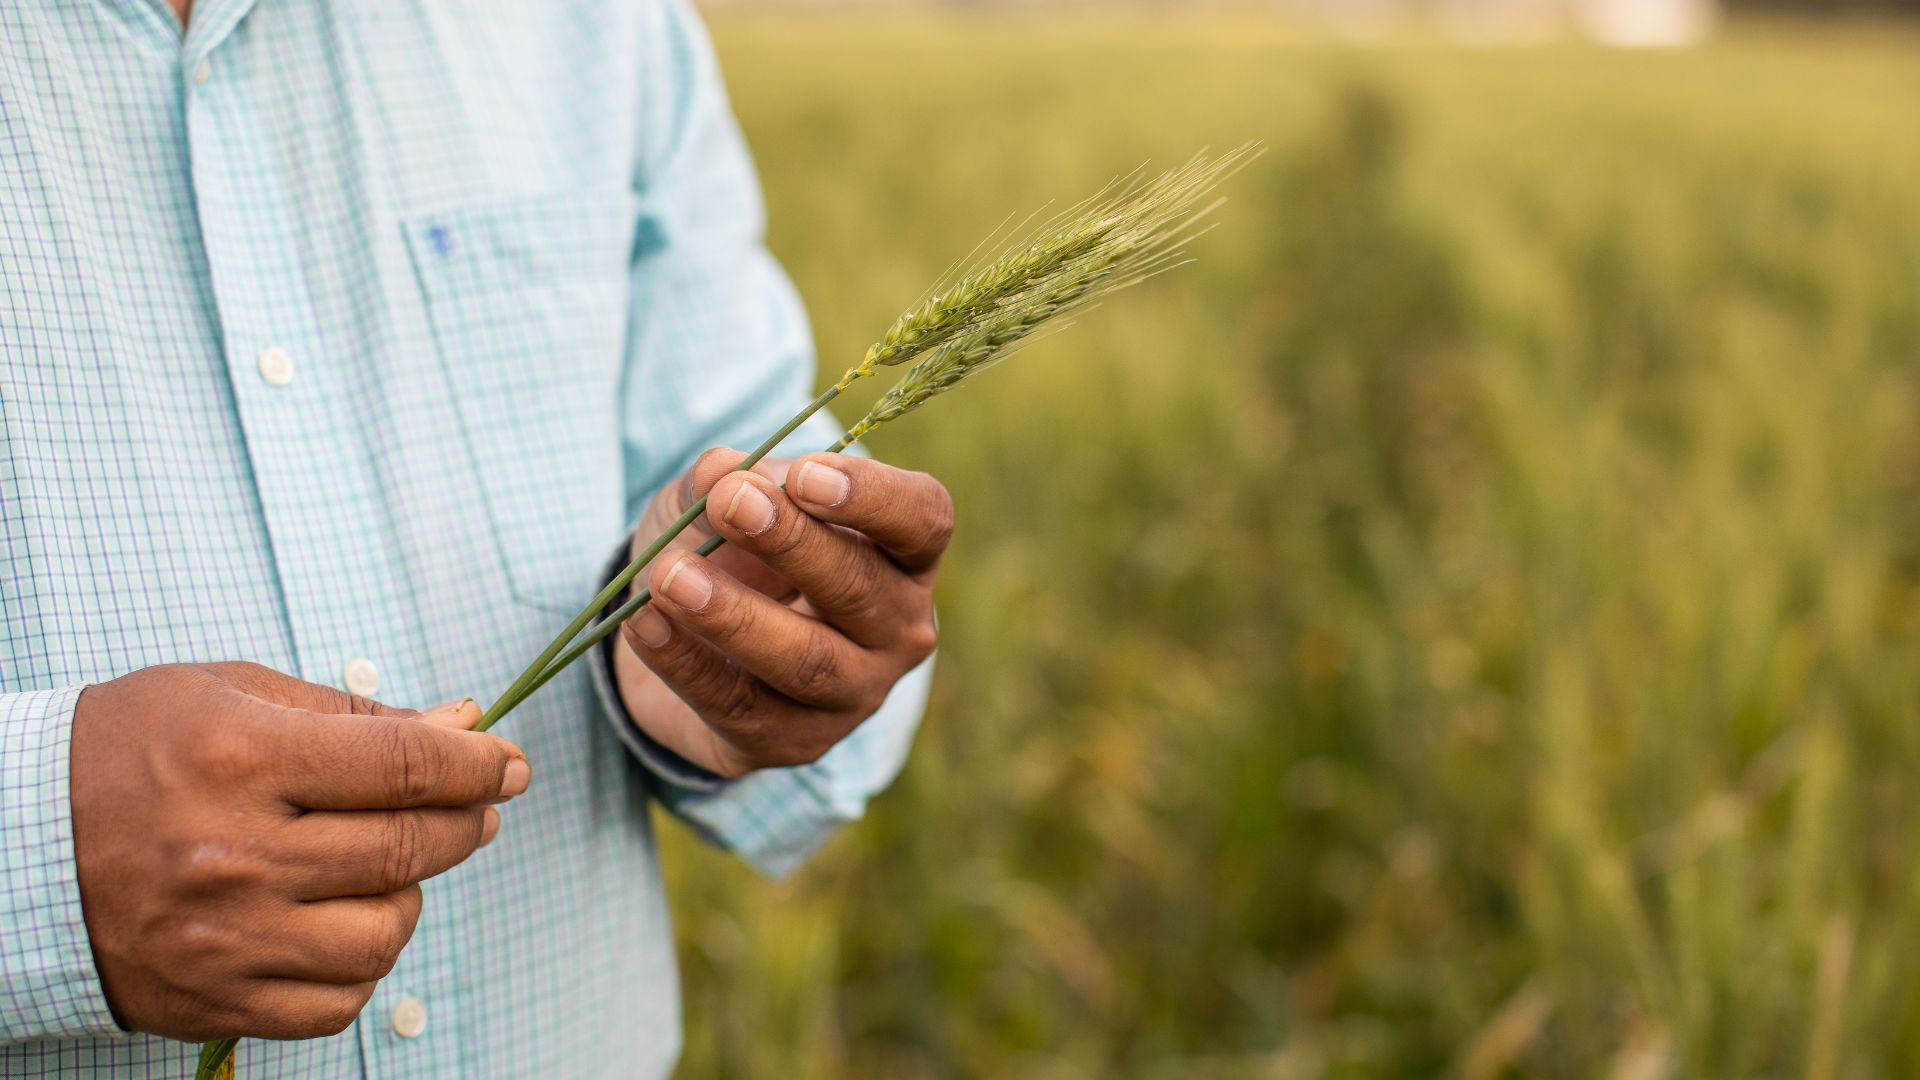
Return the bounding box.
[182,24,405,711]
[181,11,469,1077]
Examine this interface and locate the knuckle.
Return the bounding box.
[430,808,483,870]
[208,660,276,693]
[919,483,956,553]
[361,944,400,982]
[226,659,277,680]
[380,813,426,892]
[244,1007,296,1040]
[807,548,874,614]
[712,590,763,640]
[684,662,741,715]
[314,987,373,1037]
[206,661,293,703]
[371,902,412,968]
[344,901,413,984]
[465,805,491,851]
[378,725,437,806]
[171,916,237,967]
[189,725,262,783]
[710,679,764,733]
[756,512,810,561]
[901,617,940,661]
[789,634,846,702]
[258,996,333,1039]
[846,675,890,721]
[165,977,240,1033]
[250,997,305,1040]
[168,835,256,895]
[314,1010,357,1038]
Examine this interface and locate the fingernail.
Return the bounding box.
[500,757,531,799]
[794,462,850,507]
[418,699,480,728]
[630,606,672,649]
[722,479,777,536]
[661,555,714,611]
[480,806,501,847]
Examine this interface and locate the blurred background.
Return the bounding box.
[660,3,1920,1076]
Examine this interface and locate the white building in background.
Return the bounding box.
[1423,0,1716,43]
[1575,0,1717,45]
[698,0,1718,46]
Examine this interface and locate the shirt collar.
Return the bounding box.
[88,0,261,64]
[180,0,261,66]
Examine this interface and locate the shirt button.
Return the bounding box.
[193,60,211,85]
[390,995,427,1039]
[343,657,380,697]
[257,347,294,387]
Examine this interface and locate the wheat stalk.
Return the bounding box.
[475,144,1259,721]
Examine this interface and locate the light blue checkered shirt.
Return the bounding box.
[0,0,926,1074]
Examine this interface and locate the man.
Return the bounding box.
[0,0,945,1075]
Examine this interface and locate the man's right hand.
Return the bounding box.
[69,661,530,1041]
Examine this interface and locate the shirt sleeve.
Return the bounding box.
[601,0,926,877]
[618,0,840,525]
[0,686,123,1043]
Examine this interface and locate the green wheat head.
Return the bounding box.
[839,144,1262,438]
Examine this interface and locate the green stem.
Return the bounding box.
[497,532,725,712]
[489,432,859,717]
[474,383,846,733]
[196,1037,238,1079]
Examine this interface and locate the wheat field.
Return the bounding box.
[658,14,1920,1078]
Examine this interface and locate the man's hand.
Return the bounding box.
[70,662,529,1041]
[615,449,950,778]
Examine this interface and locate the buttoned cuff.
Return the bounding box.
[0,685,123,1042]
[587,537,930,877]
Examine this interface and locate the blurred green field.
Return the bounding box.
[661,15,1920,1078]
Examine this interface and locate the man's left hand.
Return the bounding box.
[613,449,950,778]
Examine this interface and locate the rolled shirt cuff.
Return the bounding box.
[0,684,124,1042]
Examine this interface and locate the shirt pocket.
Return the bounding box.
[402,191,641,616]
